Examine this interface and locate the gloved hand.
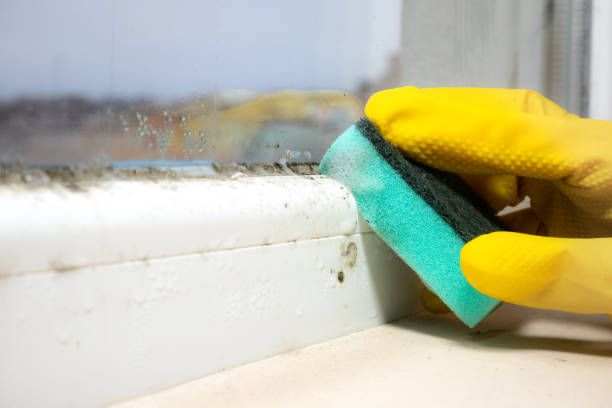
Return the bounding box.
[365,87,612,315]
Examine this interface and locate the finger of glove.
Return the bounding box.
[365,87,612,180]
[497,208,545,235]
[461,231,612,314]
[461,174,521,213]
[520,176,612,238]
[415,88,576,118]
[421,286,451,314]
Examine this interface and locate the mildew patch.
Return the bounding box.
[0,162,319,190]
[341,242,358,268]
[337,270,345,283]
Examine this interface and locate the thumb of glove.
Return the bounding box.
[461,232,612,314]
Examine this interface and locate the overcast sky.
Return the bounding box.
[0,0,401,100]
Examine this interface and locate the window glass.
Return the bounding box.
[0,0,401,166]
[0,0,591,167]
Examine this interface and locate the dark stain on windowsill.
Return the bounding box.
[0,162,319,190]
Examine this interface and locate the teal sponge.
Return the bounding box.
[318,119,501,327]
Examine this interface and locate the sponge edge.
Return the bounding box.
[318,124,500,327]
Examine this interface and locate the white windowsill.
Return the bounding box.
[113,304,612,408]
[0,174,372,275]
[1,171,610,408]
[0,172,421,407]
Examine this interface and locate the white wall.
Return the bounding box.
[590,0,612,120]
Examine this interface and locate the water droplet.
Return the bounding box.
[124,127,129,132]
[163,111,168,116]
[296,307,304,318]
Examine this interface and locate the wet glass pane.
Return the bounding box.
[0,0,401,166]
[0,0,591,167]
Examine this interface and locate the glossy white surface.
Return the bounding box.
[0,175,418,407]
[0,175,370,276]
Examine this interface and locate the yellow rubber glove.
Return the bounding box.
[365,87,612,315]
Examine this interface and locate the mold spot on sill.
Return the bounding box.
[0,162,319,190]
[341,242,358,268]
[337,270,345,283]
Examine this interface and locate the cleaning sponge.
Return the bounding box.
[318,118,502,327]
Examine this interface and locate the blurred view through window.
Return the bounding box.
[0,0,592,167]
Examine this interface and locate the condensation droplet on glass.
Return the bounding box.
[124,127,129,132]
[163,111,168,116]
[197,130,207,152]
